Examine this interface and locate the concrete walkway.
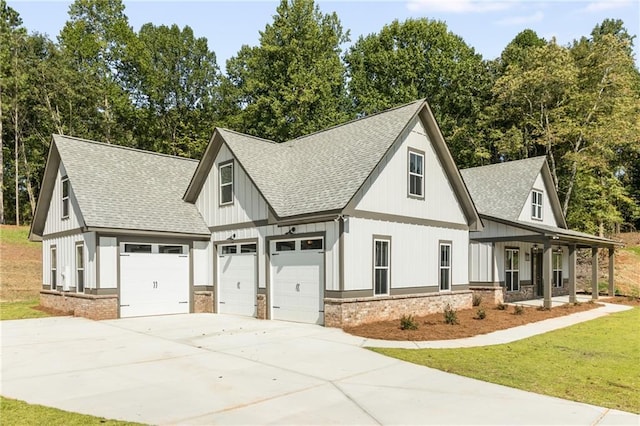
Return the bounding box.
[1,302,638,425]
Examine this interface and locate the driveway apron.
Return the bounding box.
[1,313,637,425]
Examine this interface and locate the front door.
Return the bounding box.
[532,249,543,296]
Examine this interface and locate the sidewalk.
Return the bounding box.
[355,300,632,349]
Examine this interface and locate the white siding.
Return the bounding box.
[469,241,493,282]
[195,144,269,227]
[470,219,538,240]
[493,242,568,283]
[41,232,96,290]
[43,163,83,235]
[352,119,467,225]
[193,240,210,286]
[211,221,340,291]
[518,173,559,226]
[343,217,469,291]
[99,237,118,289]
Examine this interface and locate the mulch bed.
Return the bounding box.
[603,296,640,307]
[343,302,603,341]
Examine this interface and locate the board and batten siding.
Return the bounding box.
[211,221,340,291]
[43,163,83,236]
[469,241,494,283]
[343,217,469,291]
[193,241,211,286]
[42,232,96,290]
[196,144,269,227]
[351,119,467,226]
[493,242,568,283]
[517,173,559,226]
[98,237,118,289]
[469,219,538,240]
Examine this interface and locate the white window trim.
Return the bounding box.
[61,177,70,219]
[219,161,234,206]
[439,242,452,292]
[505,248,520,292]
[408,149,425,199]
[532,189,543,221]
[76,243,84,293]
[373,237,390,296]
[553,251,563,288]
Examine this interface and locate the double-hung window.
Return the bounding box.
[505,248,520,292]
[219,162,233,205]
[553,251,563,288]
[51,247,57,290]
[531,190,543,220]
[408,150,424,198]
[76,244,84,292]
[439,242,451,291]
[61,177,70,219]
[373,238,390,295]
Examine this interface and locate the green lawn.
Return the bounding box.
[0,299,52,320]
[0,225,39,247]
[0,396,143,425]
[373,308,640,414]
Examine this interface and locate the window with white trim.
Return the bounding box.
[531,190,543,220]
[76,244,84,292]
[505,248,520,292]
[439,243,451,291]
[374,239,390,295]
[51,247,57,290]
[61,177,70,219]
[408,150,424,197]
[219,162,233,205]
[553,251,563,288]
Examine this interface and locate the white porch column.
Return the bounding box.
[543,240,553,309]
[568,244,577,304]
[591,247,599,300]
[608,247,615,296]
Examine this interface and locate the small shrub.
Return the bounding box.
[587,299,595,305]
[573,301,582,306]
[472,294,483,307]
[537,306,550,311]
[496,302,507,310]
[513,305,524,315]
[475,308,486,320]
[443,304,459,325]
[399,314,418,330]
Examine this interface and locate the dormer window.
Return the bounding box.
[408,149,424,198]
[531,189,543,220]
[219,161,233,205]
[61,177,70,219]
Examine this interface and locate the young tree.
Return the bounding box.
[220,0,351,142]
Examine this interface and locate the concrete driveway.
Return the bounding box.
[1,314,637,425]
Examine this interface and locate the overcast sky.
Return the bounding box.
[7,0,640,70]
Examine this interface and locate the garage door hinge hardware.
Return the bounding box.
[273,306,280,309]
[179,301,188,304]
[120,304,130,307]
[120,254,130,257]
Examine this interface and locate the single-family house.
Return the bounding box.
[461,158,619,308]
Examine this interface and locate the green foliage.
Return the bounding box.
[0,396,142,425]
[372,308,640,414]
[220,0,351,142]
[399,314,418,330]
[496,302,507,310]
[472,293,482,307]
[345,18,492,167]
[513,305,524,315]
[0,299,51,320]
[475,308,486,320]
[443,304,459,325]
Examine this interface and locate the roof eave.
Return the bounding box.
[29,137,60,241]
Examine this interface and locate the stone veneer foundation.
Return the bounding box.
[40,291,118,320]
[194,291,214,313]
[324,291,472,328]
[470,286,504,305]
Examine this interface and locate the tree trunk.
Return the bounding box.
[0,81,4,225]
[14,104,19,226]
[19,137,36,217]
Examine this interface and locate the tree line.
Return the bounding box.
[1,0,639,234]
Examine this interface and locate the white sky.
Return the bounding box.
[7,0,640,71]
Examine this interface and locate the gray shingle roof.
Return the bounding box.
[220,100,425,217]
[54,135,209,236]
[460,157,547,221]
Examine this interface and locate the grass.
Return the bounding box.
[0,225,39,247]
[0,299,52,320]
[372,307,640,414]
[624,246,640,256]
[0,396,143,425]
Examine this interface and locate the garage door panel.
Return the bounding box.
[218,253,257,317]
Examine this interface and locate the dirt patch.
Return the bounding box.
[1,240,42,302]
[32,304,71,316]
[344,302,602,341]
[602,296,640,307]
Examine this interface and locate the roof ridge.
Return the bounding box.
[461,155,546,172]
[217,128,279,145]
[284,99,425,145]
[53,134,199,163]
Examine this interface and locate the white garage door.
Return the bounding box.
[217,243,257,317]
[120,243,189,318]
[270,238,324,325]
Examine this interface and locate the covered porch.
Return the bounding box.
[470,216,621,309]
